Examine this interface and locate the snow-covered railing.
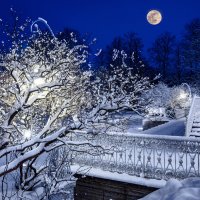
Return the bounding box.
[186,95,200,137]
[69,132,200,181]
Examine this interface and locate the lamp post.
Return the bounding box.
[180,83,192,108]
[181,83,192,101]
[175,83,192,118]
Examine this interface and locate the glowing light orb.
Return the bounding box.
[23,130,32,139]
[33,78,45,86]
[179,91,188,100]
[33,65,40,73]
[147,10,162,25]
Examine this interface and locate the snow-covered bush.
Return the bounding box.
[169,86,191,109]
[143,83,171,118]
[143,82,191,119]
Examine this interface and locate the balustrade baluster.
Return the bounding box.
[69,131,200,181]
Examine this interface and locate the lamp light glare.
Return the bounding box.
[33,64,40,73]
[24,130,31,139]
[179,91,187,100]
[33,78,45,86]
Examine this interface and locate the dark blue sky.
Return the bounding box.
[1,0,200,50]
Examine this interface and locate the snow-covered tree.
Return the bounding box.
[82,49,154,133]
[0,16,93,194]
[181,19,200,82]
[0,15,154,198]
[0,34,89,146]
[148,32,176,81]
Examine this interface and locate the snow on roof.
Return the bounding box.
[71,165,166,188]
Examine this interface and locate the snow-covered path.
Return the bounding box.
[141,119,185,136]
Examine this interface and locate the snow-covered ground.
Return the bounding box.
[106,118,186,137]
[141,118,185,136]
[105,111,144,133]
[114,111,144,133]
[107,111,185,136]
[141,178,200,200]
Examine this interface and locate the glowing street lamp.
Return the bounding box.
[181,83,192,102]
[178,83,192,107]
[179,90,188,100]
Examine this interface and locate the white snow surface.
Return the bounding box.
[107,118,186,139]
[141,118,185,136]
[71,165,166,188]
[140,178,200,200]
[106,116,185,136]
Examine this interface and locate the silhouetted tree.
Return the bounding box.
[173,44,182,84]
[181,18,200,85]
[95,33,154,81]
[105,36,124,69]
[148,32,176,81]
[57,28,84,47]
[123,32,144,74]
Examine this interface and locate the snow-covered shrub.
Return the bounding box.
[143,82,171,118]
[43,147,75,200]
[143,82,192,119]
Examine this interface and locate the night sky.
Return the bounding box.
[1,0,200,51]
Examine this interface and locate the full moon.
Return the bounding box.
[147,10,162,25]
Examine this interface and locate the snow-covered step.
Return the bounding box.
[186,96,200,137]
[193,118,200,123]
[193,118,200,122]
[190,133,200,137]
[193,126,200,130]
[191,127,200,131]
[192,123,200,126]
